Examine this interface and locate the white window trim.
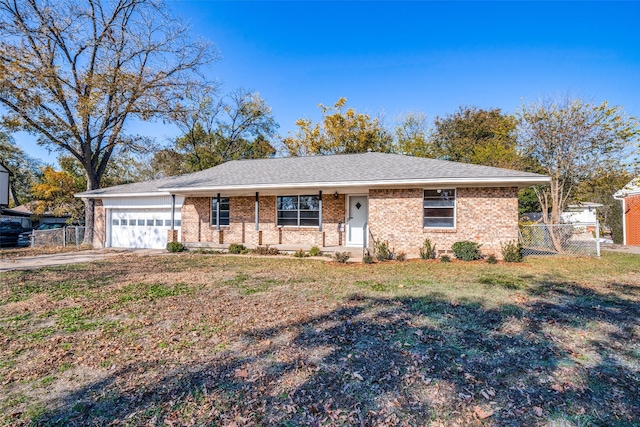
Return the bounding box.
[423,188,457,229]
[211,196,230,227]
[276,194,321,228]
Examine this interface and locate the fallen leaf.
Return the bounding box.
[234,368,248,379]
[533,406,543,417]
[474,406,494,419]
[550,383,564,392]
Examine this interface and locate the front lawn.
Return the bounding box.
[0,253,638,426]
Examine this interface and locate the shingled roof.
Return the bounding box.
[77,152,549,198]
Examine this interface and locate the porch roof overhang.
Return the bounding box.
[160,176,551,197]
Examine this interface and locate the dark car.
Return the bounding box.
[0,221,23,247]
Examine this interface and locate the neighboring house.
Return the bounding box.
[614,177,640,246]
[1,204,71,230]
[561,202,602,224]
[76,152,549,256]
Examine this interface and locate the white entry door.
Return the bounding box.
[347,196,368,246]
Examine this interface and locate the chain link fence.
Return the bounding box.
[519,222,600,257]
[32,226,86,248]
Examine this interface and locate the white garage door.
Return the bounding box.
[109,209,181,249]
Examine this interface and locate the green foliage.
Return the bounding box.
[228,243,247,254]
[363,254,374,264]
[419,238,437,260]
[308,246,321,256]
[333,251,350,263]
[486,254,498,264]
[294,249,308,258]
[0,130,40,206]
[395,251,407,262]
[501,241,523,263]
[373,239,393,261]
[282,97,393,156]
[440,255,451,263]
[166,242,185,253]
[451,241,483,261]
[252,245,280,255]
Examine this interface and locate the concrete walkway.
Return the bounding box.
[601,244,640,255]
[0,248,166,273]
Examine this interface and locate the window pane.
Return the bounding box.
[277,217,298,226]
[155,219,163,226]
[175,220,181,227]
[424,208,454,218]
[112,219,119,226]
[277,196,298,210]
[129,219,137,226]
[300,217,319,226]
[146,219,154,226]
[424,217,455,228]
[299,195,320,210]
[138,219,145,226]
[164,219,172,226]
[300,211,319,219]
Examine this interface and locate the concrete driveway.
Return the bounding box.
[0,248,166,273]
[601,244,640,255]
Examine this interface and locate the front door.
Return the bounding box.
[347,196,368,246]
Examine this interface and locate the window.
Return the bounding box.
[211,197,230,226]
[146,219,154,226]
[137,219,145,226]
[277,195,320,227]
[164,219,172,227]
[112,219,119,226]
[155,219,163,226]
[424,189,455,228]
[129,219,137,226]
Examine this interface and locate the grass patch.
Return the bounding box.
[477,273,527,289]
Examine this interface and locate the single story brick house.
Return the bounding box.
[614,177,640,246]
[76,152,549,257]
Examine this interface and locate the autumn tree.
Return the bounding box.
[0,0,217,243]
[393,112,431,157]
[31,166,85,222]
[518,97,639,227]
[427,106,524,169]
[281,98,393,156]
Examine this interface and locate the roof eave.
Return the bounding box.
[75,191,170,199]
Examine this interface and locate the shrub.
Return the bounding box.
[294,249,308,258]
[363,254,374,264]
[419,238,437,260]
[440,255,451,263]
[501,240,523,263]
[486,254,497,264]
[252,245,279,256]
[228,243,247,254]
[333,251,350,263]
[395,251,407,262]
[308,246,321,257]
[373,239,393,261]
[451,241,483,261]
[166,242,185,253]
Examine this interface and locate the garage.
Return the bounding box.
[102,196,183,249]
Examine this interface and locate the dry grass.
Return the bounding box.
[0,252,639,426]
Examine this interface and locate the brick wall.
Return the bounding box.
[625,194,640,246]
[92,199,106,248]
[368,187,519,258]
[181,194,345,246]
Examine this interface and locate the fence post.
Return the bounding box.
[75,226,79,248]
[596,220,601,257]
[62,227,66,247]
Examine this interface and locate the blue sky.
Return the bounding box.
[16,1,640,164]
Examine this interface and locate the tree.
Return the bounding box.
[281,98,393,156]
[0,0,216,243]
[393,112,430,157]
[165,88,278,174]
[427,106,524,169]
[31,166,85,222]
[518,97,639,227]
[0,130,40,206]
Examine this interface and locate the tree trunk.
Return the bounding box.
[81,173,100,246]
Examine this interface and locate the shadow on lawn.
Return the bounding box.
[34,281,639,426]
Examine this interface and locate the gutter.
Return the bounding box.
[613,192,627,245]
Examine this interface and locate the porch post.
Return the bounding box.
[216,193,221,231]
[318,190,323,232]
[171,194,175,231]
[255,192,259,231]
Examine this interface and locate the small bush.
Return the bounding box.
[166,242,185,253]
[501,240,523,263]
[294,249,308,258]
[374,239,393,261]
[419,238,437,260]
[228,243,247,254]
[440,255,451,263]
[395,251,407,262]
[363,254,374,264]
[308,246,321,257]
[486,254,497,264]
[333,251,350,263]
[252,245,279,256]
[451,241,482,261]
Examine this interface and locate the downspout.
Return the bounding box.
[171,194,176,232]
[216,193,221,231]
[613,194,626,245]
